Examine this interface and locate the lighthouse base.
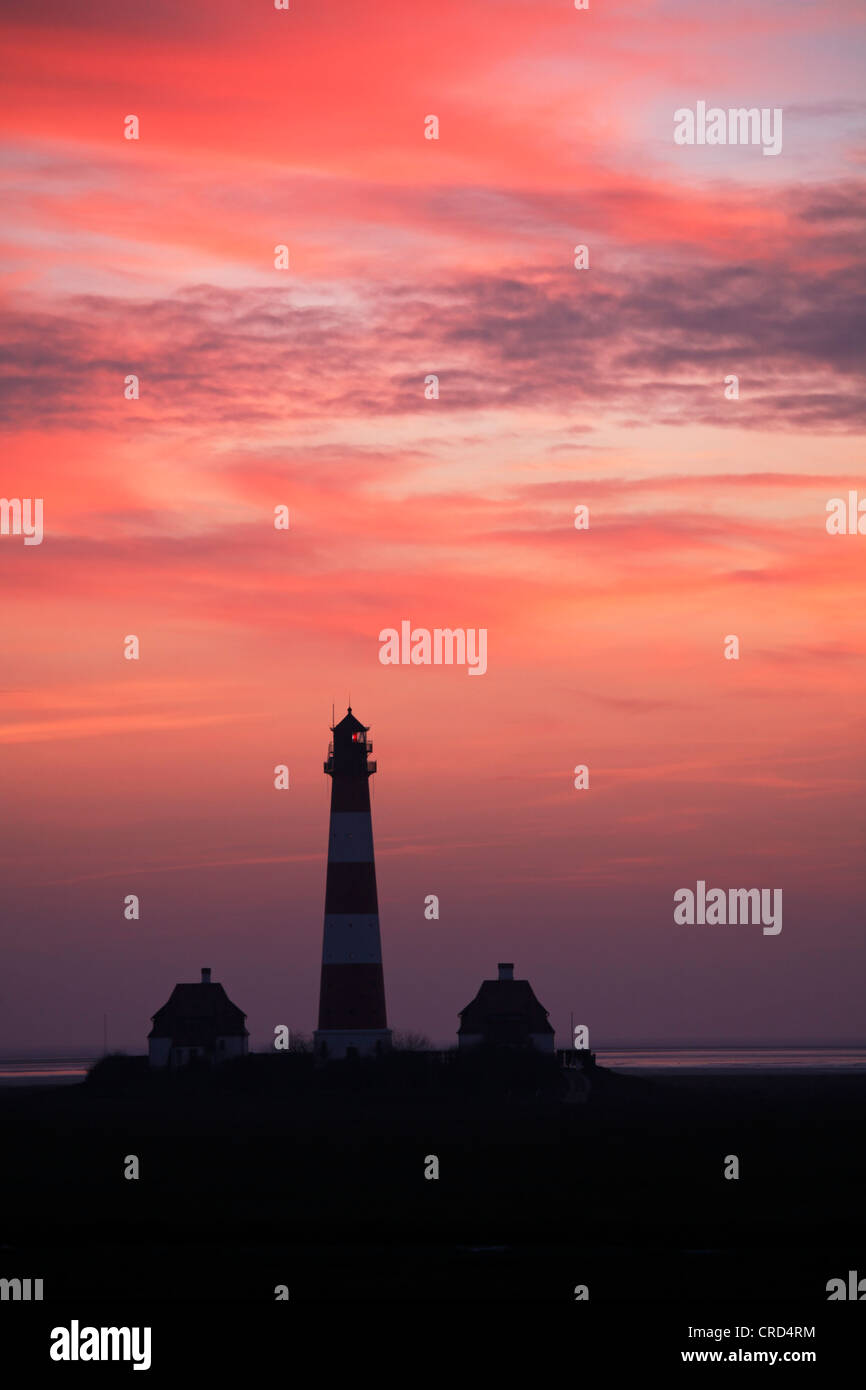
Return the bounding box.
[313,1029,392,1060]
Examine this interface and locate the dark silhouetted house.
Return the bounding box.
[148,968,249,1068]
[457,962,555,1052]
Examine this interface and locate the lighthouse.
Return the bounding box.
[313,708,392,1059]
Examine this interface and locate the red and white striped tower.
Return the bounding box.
[313,707,392,1059]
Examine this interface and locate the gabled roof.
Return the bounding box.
[458,978,554,1035]
[148,982,248,1042]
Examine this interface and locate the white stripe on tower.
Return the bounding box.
[322,916,382,963]
[328,812,375,862]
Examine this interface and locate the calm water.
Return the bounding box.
[1,1048,865,1085]
[0,1058,94,1086]
[596,1047,866,1074]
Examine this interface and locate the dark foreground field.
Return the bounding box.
[1,1053,863,1303]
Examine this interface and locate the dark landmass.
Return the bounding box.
[1,1053,863,1302]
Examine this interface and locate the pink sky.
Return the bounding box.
[1,0,864,1052]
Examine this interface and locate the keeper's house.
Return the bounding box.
[457,962,555,1052]
[148,968,249,1068]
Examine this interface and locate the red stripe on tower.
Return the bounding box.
[313,708,392,1059]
